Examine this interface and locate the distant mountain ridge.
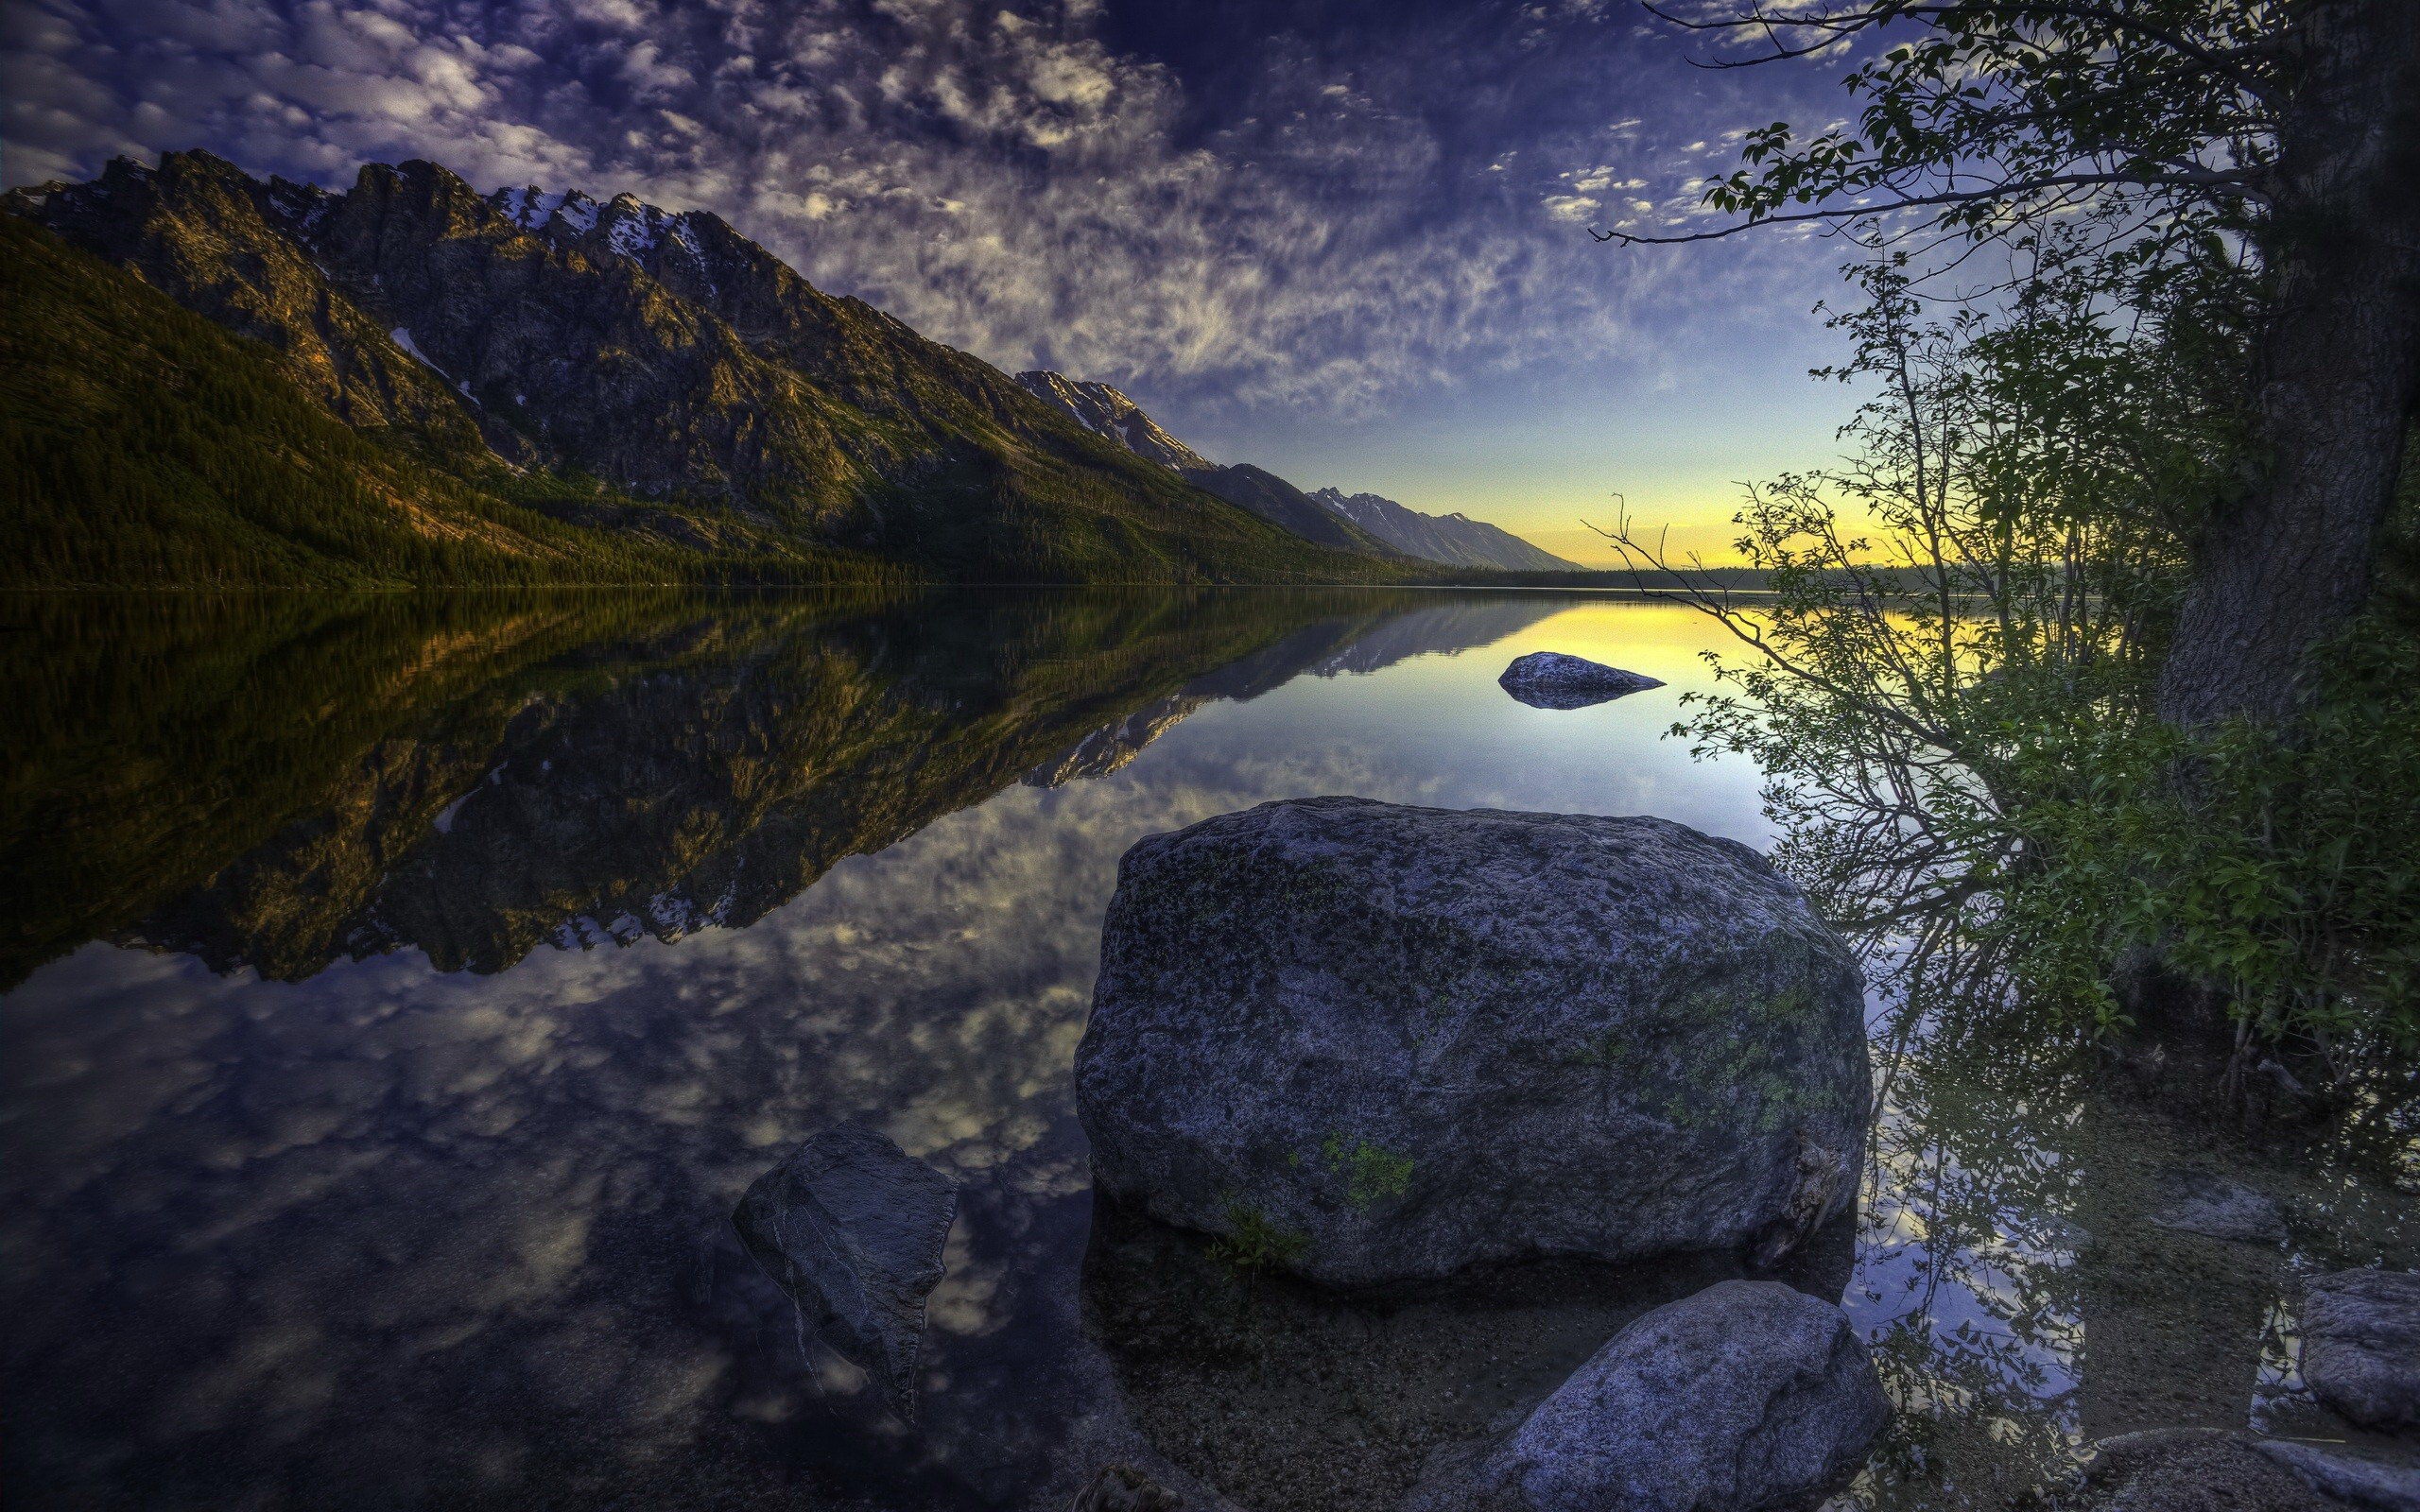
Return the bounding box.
[1,150,1402,587]
[1307,487,1576,572]
[1012,368,1575,572]
[1180,464,1397,556]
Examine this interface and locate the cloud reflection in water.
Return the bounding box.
[3,590,2411,1512]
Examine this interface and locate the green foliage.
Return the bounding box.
[1615,234,2240,936]
[1627,255,2412,1066]
[1319,1133,1415,1210]
[1996,635,2420,1053]
[1610,97,2414,1073]
[1210,1200,1308,1272]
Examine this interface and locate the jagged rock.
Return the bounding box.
[2252,1441,2420,1512]
[2146,1169,2289,1245]
[2302,1269,2420,1430]
[2038,1213,2096,1252]
[6,152,491,448]
[1498,651,1666,710]
[733,1126,957,1418]
[1409,1280,1887,1512]
[1073,796,1868,1286]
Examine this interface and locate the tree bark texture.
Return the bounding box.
[2156,0,2420,730]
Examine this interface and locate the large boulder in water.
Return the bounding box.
[1072,797,1868,1287]
[1409,1280,1888,1512]
[1499,651,1665,710]
[2301,1268,2420,1430]
[734,1125,958,1418]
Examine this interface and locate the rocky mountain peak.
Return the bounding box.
[10,148,492,450]
[488,184,604,236]
[482,181,719,281]
[263,176,334,229]
[1012,369,1214,472]
[6,149,1414,584]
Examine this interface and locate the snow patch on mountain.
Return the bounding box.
[389,325,442,374]
[493,186,603,235]
[490,182,721,293]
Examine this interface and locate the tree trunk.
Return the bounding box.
[2154,0,2420,730]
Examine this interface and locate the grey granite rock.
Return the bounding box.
[1418,1280,1888,1512]
[2303,1269,2420,1431]
[733,1125,957,1418]
[1499,651,1666,710]
[1073,796,1868,1286]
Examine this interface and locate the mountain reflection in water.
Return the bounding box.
[1,590,2412,1512]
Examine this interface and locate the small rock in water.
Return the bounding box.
[1075,796,1868,1287]
[1498,651,1665,710]
[2301,1269,2420,1431]
[2146,1169,2289,1245]
[1414,1280,1888,1512]
[733,1125,957,1419]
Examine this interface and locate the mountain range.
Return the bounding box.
[0,150,1570,587]
[1011,370,1576,571]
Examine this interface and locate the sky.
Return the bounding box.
[1,0,1872,562]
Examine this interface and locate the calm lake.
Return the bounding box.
[3,589,2413,1511]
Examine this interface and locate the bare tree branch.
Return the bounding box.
[1591,166,2266,246]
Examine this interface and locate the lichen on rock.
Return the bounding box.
[1074,796,1870,1286]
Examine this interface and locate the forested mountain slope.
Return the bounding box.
[2,152,1399,587]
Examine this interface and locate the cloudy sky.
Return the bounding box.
[2,0,1864,560]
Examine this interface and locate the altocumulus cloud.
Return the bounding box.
[1,0,1839,417]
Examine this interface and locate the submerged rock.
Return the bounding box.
[733,1125,958,1418]
[1081,1197,1858,1512]
[1498,651,1665,710]
[1412,1280,1887,1512]
[2050,1430,2366,1512]
[2252,1441,2420,1512]
[1073,796,1868,1286]
[2302,1269,2420,1431]
[2146,1170,2289,1246]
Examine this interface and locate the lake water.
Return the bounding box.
[3,589,2413,1511]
